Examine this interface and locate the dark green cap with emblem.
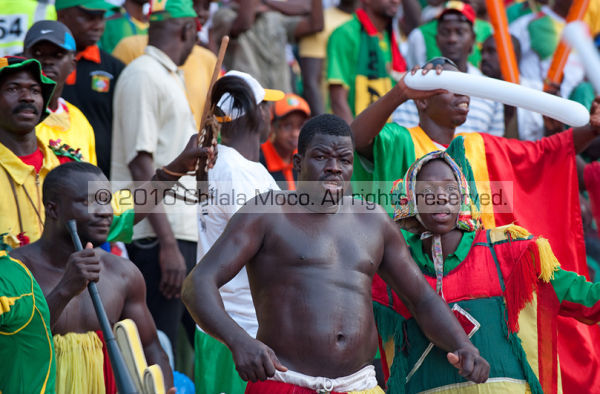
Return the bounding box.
[149,0,197,21]
[55,0,118,11]
[0,57,56,121]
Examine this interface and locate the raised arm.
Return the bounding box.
[377,216,489,383]
[119,257,174,388]
[572,97,600,154]
[292,0,324,39]
[181,204,287,382]
[351,67,446,159]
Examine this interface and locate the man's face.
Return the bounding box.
[294,134,354,202]
[58,7,105,51]
[25,41,75,85]
[55,171,114,246]
[366,0,401,19]
[480,37,501,79]
[415,159,461,234]
[436,13,475,66]
[272,111,308,154]
[0,70,45,134]
[416,64,470,129]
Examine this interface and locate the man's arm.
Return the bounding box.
[263,0,311,15]
[330,84,354,125]
[572,97,600,154]
[351,67,446,159]
[181,203,287,382]
[292,0,324,39]
[299,57,324,116]
[129,152,186,300]
[551,267,600,324]
[229,0,262,38]
[377,213,489,383]
[119,257,174,388]
[43,243,100,329]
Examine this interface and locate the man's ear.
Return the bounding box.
[45,200,59,221]
[415,98,428,112]
[67,53,77,75]
[293,153,302,172]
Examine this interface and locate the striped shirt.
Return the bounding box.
[391,64,505,137]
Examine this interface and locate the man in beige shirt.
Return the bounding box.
[111,0,199,353]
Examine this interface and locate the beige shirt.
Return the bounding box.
[111,45,198,242]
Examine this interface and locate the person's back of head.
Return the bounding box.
[147,0,199,66]
[212,70,284,143]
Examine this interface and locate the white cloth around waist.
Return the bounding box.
[270,364,378,392]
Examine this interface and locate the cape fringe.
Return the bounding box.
[536,237,561,282]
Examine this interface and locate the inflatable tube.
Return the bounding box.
[485,0,519,83]
[563,21,600,95]
[544,0,590,90]
[404,71,590,127]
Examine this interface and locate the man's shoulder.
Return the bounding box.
[329,15,360,40]
[98,249,139,278]
[98,48,125,71]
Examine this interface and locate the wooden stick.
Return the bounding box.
[196,36,229,181]
[198,35,229,139]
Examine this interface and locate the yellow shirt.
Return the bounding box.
[0,138,60,249]
[112,35,217,127]
[35,98,97,165]
[584,0,600,36]
[298,7,353,59]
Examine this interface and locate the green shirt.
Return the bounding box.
[0,251,55,393]
[404,230,476,275]
[327,15,393,116]
[99,9,148,53]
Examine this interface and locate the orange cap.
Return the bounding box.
[272,93,311,120]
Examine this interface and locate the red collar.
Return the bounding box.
[66,45,101,85]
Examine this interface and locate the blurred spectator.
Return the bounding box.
[405,0,492,69]
[210,0,324,92]
[393,4,504,136]
[99,0,149,53]
[24,21,98,164]
[111,0,216,126]
[57,0,125,177]
[298,0,357,115]
[509,0,584,98]
[1,0,57,56]
[260,93,310,190]
[196,71,283,394]
[111,0,199,353]
[327,0,407,124]
[479,34,544,140]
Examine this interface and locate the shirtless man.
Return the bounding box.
[11,161,174,393]
[182,114,490,392]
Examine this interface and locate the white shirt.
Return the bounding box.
[392,65,505,136]
[111,46,199,242]
[197,144,279,337]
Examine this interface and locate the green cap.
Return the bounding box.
[0,57,57,121]
[149,0,197,22]
[55,0,117,12]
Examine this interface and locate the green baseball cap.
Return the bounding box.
[55,0,118,12]
[0,57,57,121]
[149,0,197,22]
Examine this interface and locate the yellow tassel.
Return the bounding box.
[489,224,532,243]
[54,332,105,394]
[505,224,531,240]
[536,237,561,282]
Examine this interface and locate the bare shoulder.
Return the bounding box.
[98,249,143,283]
[9,244,38,268]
